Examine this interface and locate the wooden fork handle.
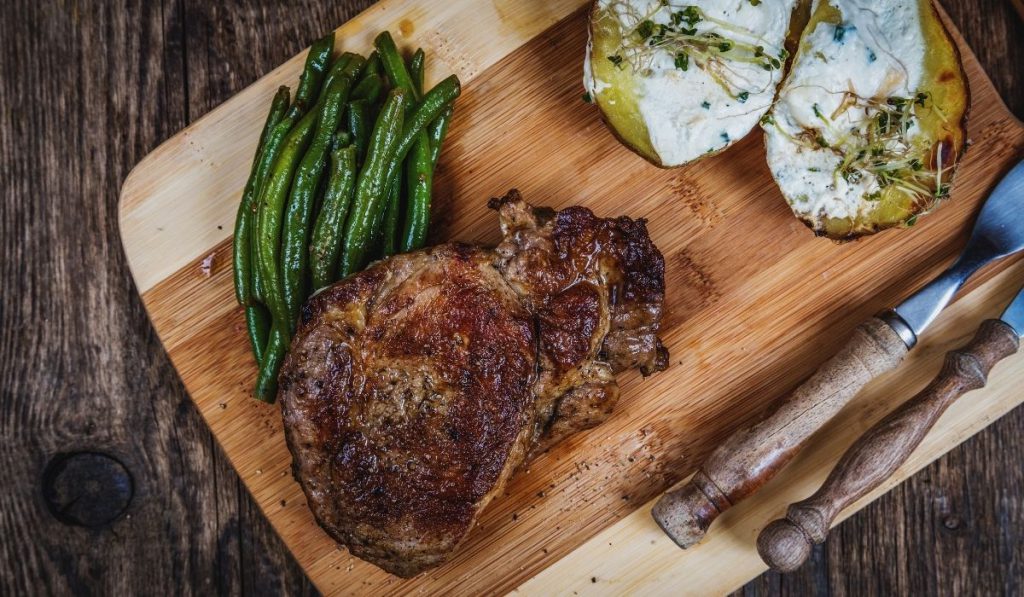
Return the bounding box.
[757,319,1020,572]
[653,317,908,548]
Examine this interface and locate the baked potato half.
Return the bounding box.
[762,0,969,240]
[586,0,800,168]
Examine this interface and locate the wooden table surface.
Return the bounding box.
[1,1,1021,594]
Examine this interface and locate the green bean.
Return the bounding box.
[399,77,460,153]
[351,50,383,101]
[293,33,335,108]
[380,173,402,257]
[334,131,353,147]
[409,49,425,96]
[338,88,408,277]
[365,77,460,258]
[399,105,453,253]
[256,108,318,339]
[394,48,435,253]
[254,324,287,403]
[375,32,421,101]
[379,76,461,203]
[245,304,271,364]
[373,34,432,256]
[427,105,454,167]
[310,145,358,290]
[233,86,289,306]
[250,103,304,303]
[351,74,385,104]
[363,51,382,77]
[281,77,354,333]
[321,53,351,90]
[400,126,433,252]
[346,100,371,163]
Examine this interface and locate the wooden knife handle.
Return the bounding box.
[757,319,1020,572]
[652,317,908,548]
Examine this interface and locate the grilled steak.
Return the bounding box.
[278,191,667,577]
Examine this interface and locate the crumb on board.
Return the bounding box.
[200,252,215,277]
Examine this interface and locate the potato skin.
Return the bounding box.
[587,1,666,168]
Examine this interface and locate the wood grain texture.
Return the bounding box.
[757,319,1020,573]
[1,1,1022,597]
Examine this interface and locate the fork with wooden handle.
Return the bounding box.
[756,305,1023,572]
[652,161,1024,549]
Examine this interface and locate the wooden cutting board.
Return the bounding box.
[118,1,1024,594]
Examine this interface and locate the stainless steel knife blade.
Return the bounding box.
[885,160,1024,347]
[1000,284,1024,337]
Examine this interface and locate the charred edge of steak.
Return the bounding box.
[490,190,669,454]
[492,190,669,376]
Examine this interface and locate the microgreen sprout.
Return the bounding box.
[601,1,782,99]
[767,90,951,209]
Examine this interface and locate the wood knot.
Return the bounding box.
[42,451,134,528]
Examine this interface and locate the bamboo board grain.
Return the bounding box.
[118,0,1024,594]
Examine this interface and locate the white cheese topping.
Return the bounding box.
[595,0,797,167]
[764,0,926,221]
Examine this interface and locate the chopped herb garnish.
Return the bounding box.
[675,52,692,71]
[737,91,749,103]
[608,54,624,67]
[636,19,656,41]
[582,92,593,104]
[833,24,847,42]
[674,52,689,71]
[701,100,711,109]
[681,6,702,26]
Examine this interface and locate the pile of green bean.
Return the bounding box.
[232,31,461,402]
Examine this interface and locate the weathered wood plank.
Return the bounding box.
[1,1,1021,596]
[119,0,1024,595]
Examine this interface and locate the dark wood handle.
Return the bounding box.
[652,318,908,548]
[757,319,1020,572]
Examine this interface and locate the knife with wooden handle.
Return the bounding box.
[756,285,1024,573]
[652,161,1024,549]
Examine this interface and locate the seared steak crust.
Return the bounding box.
[491,191,668,452]
[278,192,667,577]
[279,244,537,577]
